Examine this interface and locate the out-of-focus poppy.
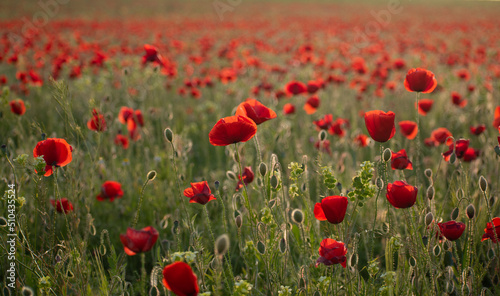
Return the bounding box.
[438,221,465,241]
[283,103,295,115]
[142,44,166,67]
[398,120,418,140]
[307,80,321,94]
[9,99,26,115]
[120,226,159,256]
[314,139,332,155]
[481,217,500,243]
[456,68,470,81]
[470,125,486,136]
[426,127,453,146]
[236,167,254,191]
[96,181,124,202]
[313,114,333,130]
[50,198,74,214]
[87,109,107,132]
[235,99,277,125]
[416,99,434,116]
[328,118,349,137]
[119,107,134,124]
[314,196,348,224]
[304,96,320,114]
[451,91,467,108]
[386,181,417,209]
[364,110,396,143]
[404,68,437,93]
[354,134,370,147]
[316,238,347,268]
[33,138,73,177]
[285,80,307,95]
[162,261,199,295]
[183,181,216,205]
[442,139,469,161]
[114,134,129,149]
[493,106,500,129]
[209,115,257,146]
[391,149,413,170]
[462,148,480,162]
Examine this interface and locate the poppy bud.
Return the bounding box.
[409,256,417,267]
[291,209,304,224]
[123,68,129,75]
[319,130,327,141]
[226,171,237,180]
[495,145,500,156]
[214,180,220,190]
[0,217,7,227]
[271,175,279,189]
[449,153,456,164]
[451,207,459,220]
[257,241,266,254]
[433,244,441,256]
[425,212,434,226]
[41,133,46,140]
[164,128,173,142]
[383,148,392,162]
[376,178,384,190]
[215,234,230,257]
[0,144,6,155]
[479,176,487,192]
[279,237,287,253]
[424,168,433,179]
[490,196,496,207]
[259,162,267,176]
[466,204,475,219]
[235,215,242,228]
[426,186,435,200]
[456,188,464,199]
[147,170,157,181]
[21,286,34,296]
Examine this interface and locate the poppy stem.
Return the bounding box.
[132,177,150,228]
[253,133,263,165]
[234,144,257,231]
[140,252,146,295]
[415,92,421,192]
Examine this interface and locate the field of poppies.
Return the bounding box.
[1,0,500,295]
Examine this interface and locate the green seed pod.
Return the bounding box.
[226,171,237,180]
[235,215,242,228]
[425,212,434,226]
[426,186,435,200]
[21,286,34,296]
[382,148,392,162]
[433,244,441,257]
[424,168,433,179]
[271,175,279,189]
[376,178,384,190]
[456,188,464,200]
[214,180,220,190]
[409,256,417,267]
[495,145,500,156]
[164,128,173,142]
[319,130,327,141]
[479,176,488,192]
[259,162,267,176]
[215,234,230,257]
[449,153,457,164]
[489,196,495,207]
[257,241,266,254]
[147,170,157,181]
[291,209,304,224]
[466,204,475,220]
[451,207,459,220]
[279,237,287,253]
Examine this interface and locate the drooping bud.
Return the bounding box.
[451,207,459,220]
[426,186,435,200]
[147,170,157,181]
[376,178,384,190]
[424,168,433,179]
[319,130,327,141]
[164,128,173,142]
[226,171,237,180]
[235,215,242,228]
[270,175,279,189]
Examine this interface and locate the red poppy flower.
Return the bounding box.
[314,196,348,224]
[364,110,396,143]
[96,181,124,201]
[307,80,321,94]
[119,226,159,256]
[393,58,406,70]
[236,167,254,191]
[283,103,295,115]
[462,148,480,162]
[119,107,134,124]
[209,115,257,146]
[442,139,469,161]
[354,134,370,147]
[391,149,413,170]
[493,106,500,129]
[456,68,470,81]
[386,181,417,209]
[29,69,43,86]
[114,134,129,149]
[304,96,320,114]
[481,217,500,243]
[50,198,74,214]
[316,238,347,268]
[328,118,349,137]
[428,127,453,146]
[235,99,277,125]
[451,91,467,108]
[162,261,199,296]
[314,139,332,155]
[285,80,307,95]
[142,44,166,67]
[133,109,144,126]
[127,119,141,141]
[398,120,418,140]
[183,181,216,205]
[87,109,107,132]
[469,125,486,136]
[33,138,73,177]
[404,68,437,93]
[313,114,333,130]
[416,99,434,116]
[351,57,367,74]
[438,221,465,241]
[9,99,26,115]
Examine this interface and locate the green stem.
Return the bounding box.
[132,178,150,228]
